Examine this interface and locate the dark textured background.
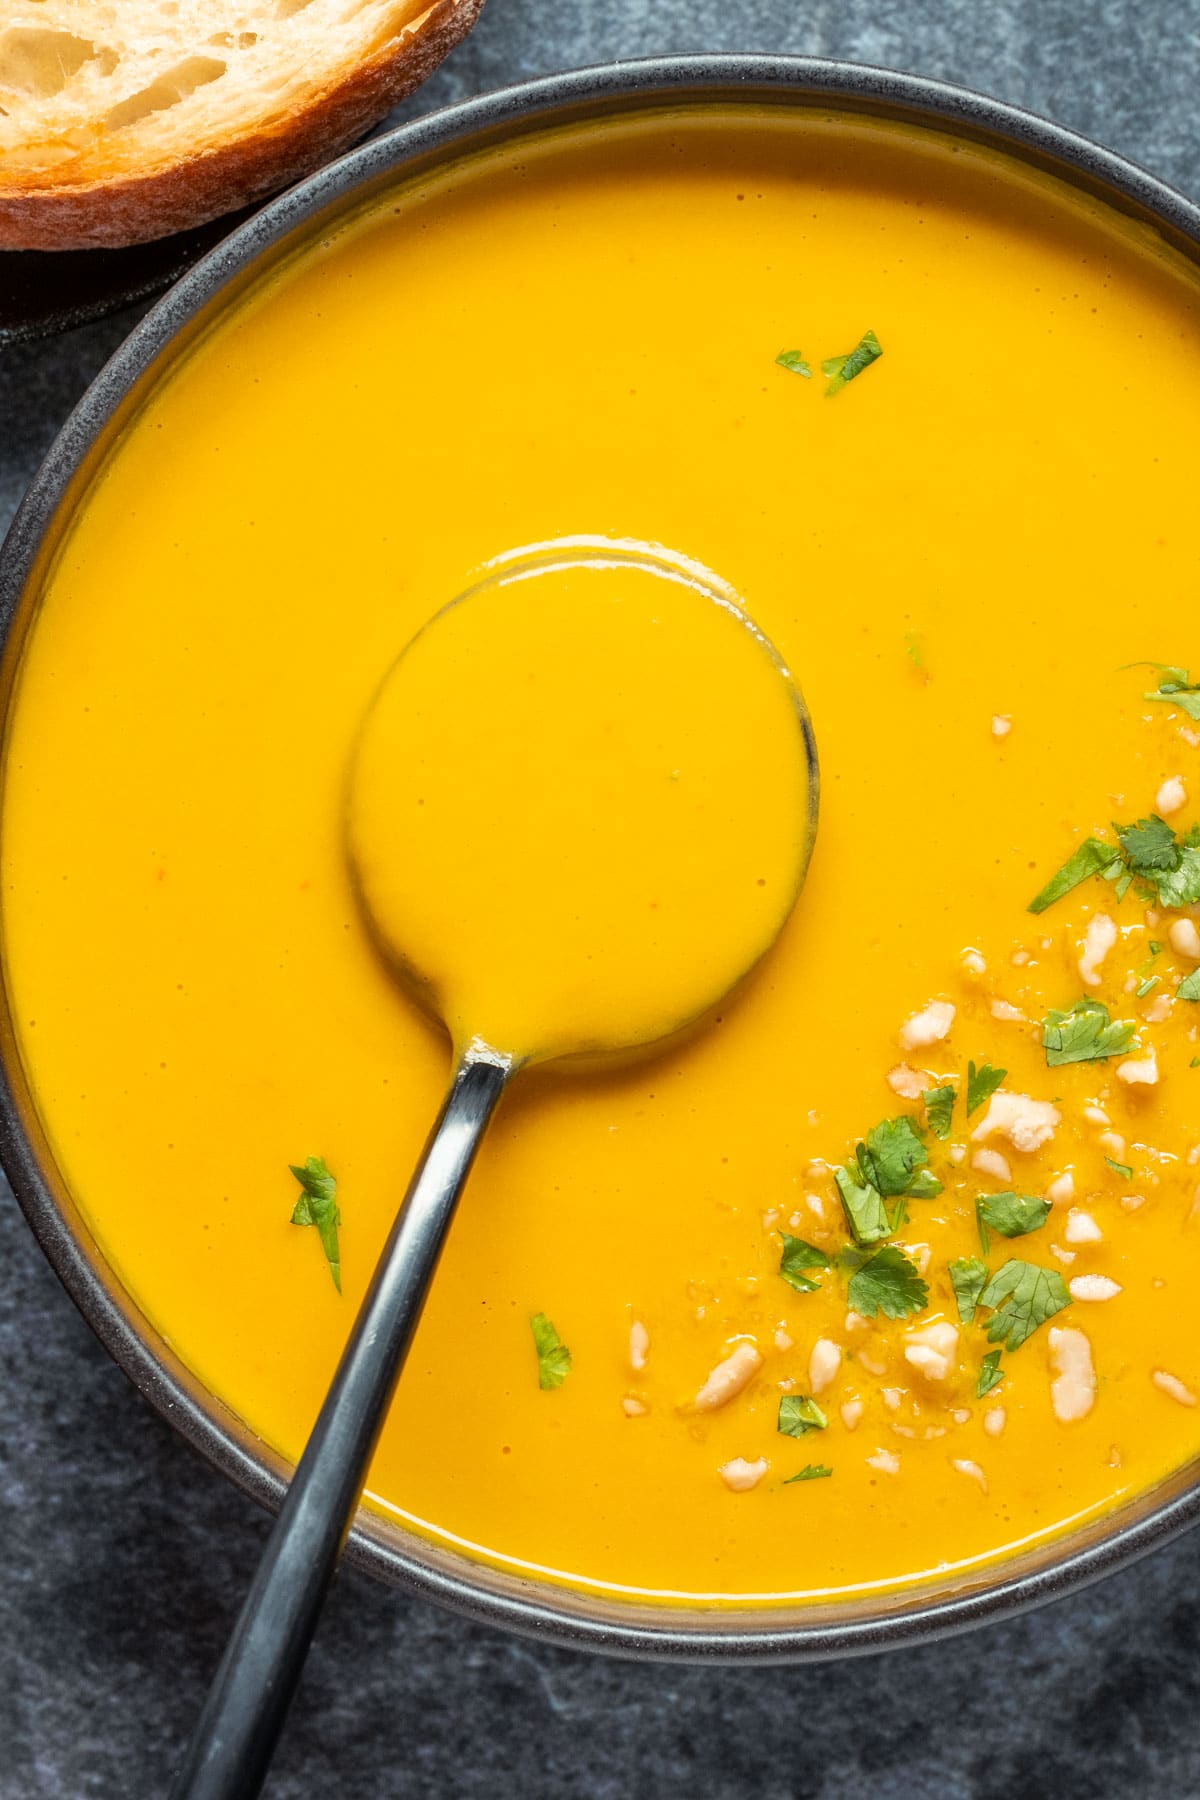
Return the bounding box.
[5,4,1200,1795]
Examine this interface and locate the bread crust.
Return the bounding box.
[0,0,485,252]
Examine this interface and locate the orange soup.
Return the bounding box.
[5,107,1200,1606]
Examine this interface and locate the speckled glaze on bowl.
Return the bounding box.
[3,56,1200,1662]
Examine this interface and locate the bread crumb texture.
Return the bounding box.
[0,0,484,248]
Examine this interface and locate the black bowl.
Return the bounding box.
[3,55,1200,1662]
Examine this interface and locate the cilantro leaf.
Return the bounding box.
[823,327,882,396]
[1042,997,1136,1067]
[906,1167,944,1199]
[784,1464,833,1482]
[1107,816,1200,907]
[778,1232,830,1294]
[977,1193,1051,1248]
[966,1061,1007,1118]
[530,1313,572,1390]
[835,1164,891,1246]
[777,1395,828,1437]
[923,1085,955,1140]
[1116,814,1180,873]
[1137,662,1200,721]
[1154,847,1200,908]
[979,1260,1070,1351]
[775,349,812,377]
[977,1349,1005,1398]
[289,1155,341,1292]
[1179,970,1200,1002]
[857,1116,929,1197]
[846,1245,928,1320]
[949,1256,989,1324]
[1028,838,1122,914]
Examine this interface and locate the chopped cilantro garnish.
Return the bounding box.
[979,1260,1070,1351]
[530,1313,572,1390]
[289,1155,341,1292]
[1116,816,1200,907]
[778,1232,830,1294]
[1179,970,1200,1002]
[857,1116,930,1197]
[966,1061,1006,1118]
[1028,838,1121,914]
[1105,1157,1133,1180]
[1192,1056,1200,1068]
[923,1085,955,1140]
[1042,997,1136,1067]
[823,327,882,396]
[775,349,812,377]
[1150,940,1163,955]
[1134,662,1200,721]
[784,1464,832,1482]
[949,1256,989,1324]
[777,1395,828,1438]
[845,1245,928,1320]
[977,1349,1005,1398]
[976,1193,1051,1251]
[835,1164,891,1246]
[1135,977,1159,998]
[906,1168,944,1200]
[1116,814,1180,873]
[1032,817,1200,912]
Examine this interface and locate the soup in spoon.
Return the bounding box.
[347,545,816,1065]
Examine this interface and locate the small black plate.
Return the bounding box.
[0,203,259,347]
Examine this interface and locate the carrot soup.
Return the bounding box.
[5,107,1200,1606]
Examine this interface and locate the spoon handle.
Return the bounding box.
[170,1046,512,1800]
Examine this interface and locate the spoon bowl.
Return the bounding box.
[346,540,818,1067]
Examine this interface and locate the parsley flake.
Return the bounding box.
[976,1193,1051,1251]
[1105,1157,1133,1180]
[1042,997,1136,1067]
[784,1464,833,1483]
[289,1155,341,1292]
[923,1085,956,1140]
[977,1349,1005,1398]
[530,1313,572,1390]
[949,1256,989,1324]
[778,1232,830,1294]
[823,327,882,396]
[1179,970,1200,1002]
[778,1395,828,1437]
[966,1061,1006,1118]
[979,1260,1070,1351]
[775,349,813,377]
[845,1245,928,1320]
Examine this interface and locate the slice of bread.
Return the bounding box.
[0,0,485,251]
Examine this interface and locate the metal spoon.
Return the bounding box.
[170,543,818,1799]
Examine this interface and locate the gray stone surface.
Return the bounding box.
[4,3,1200,1795]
